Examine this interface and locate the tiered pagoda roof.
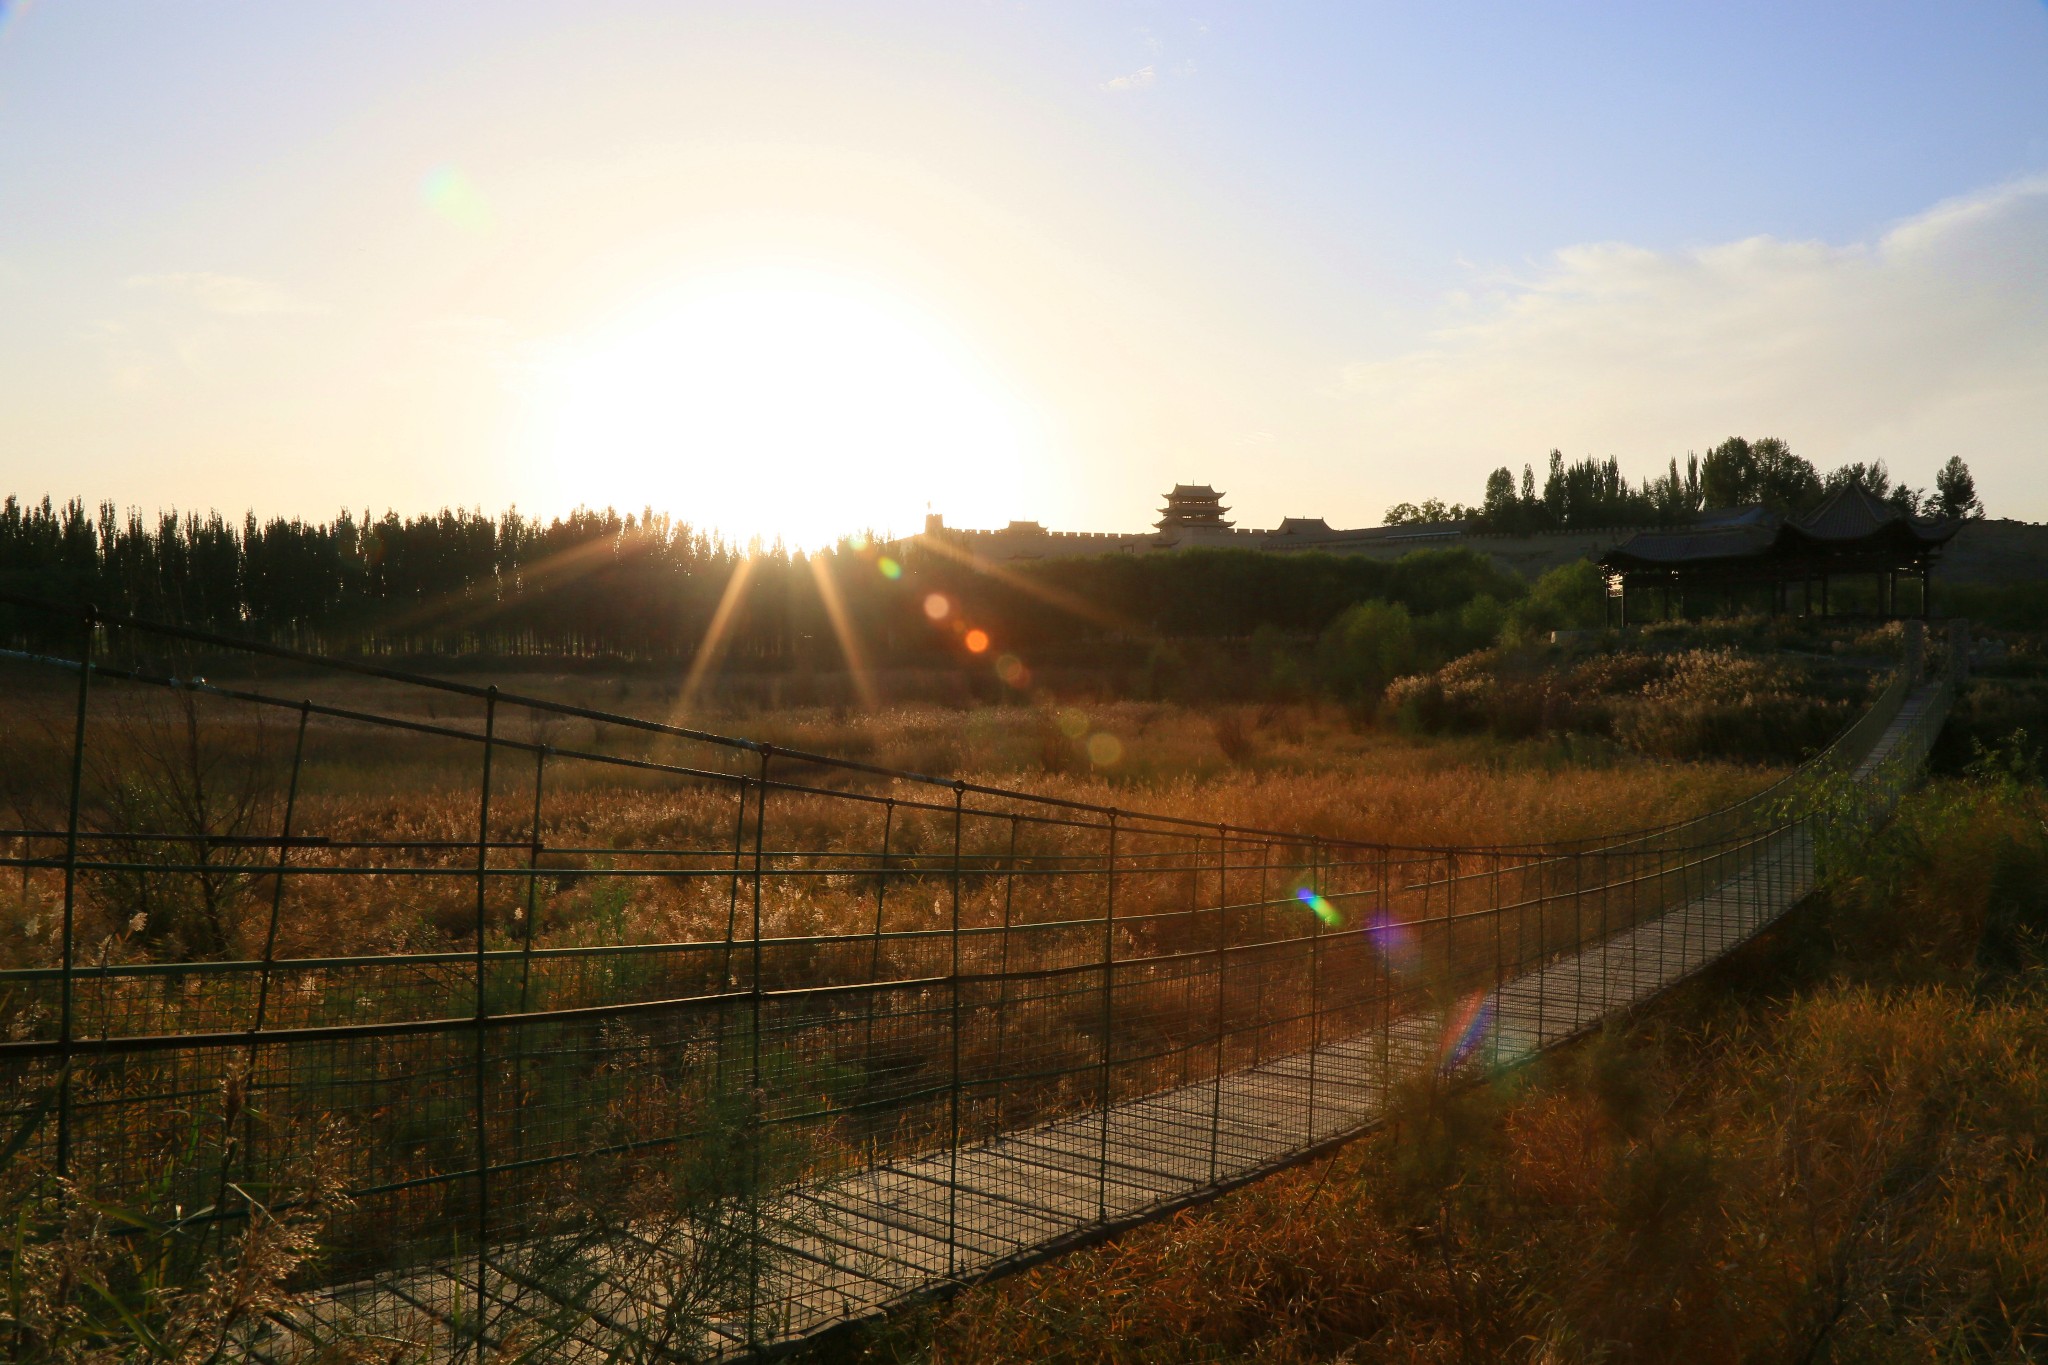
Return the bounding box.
[1156,484,1234,531]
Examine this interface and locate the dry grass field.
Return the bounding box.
[838,763,2048,1364]
[0,670,1774,969]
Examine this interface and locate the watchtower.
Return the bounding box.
[1155,484,1234,531]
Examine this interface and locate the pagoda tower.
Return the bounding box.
[1155,484,1234,531]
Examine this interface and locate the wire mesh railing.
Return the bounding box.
[0,599,1953,1360]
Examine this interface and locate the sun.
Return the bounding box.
[535,269,1039,547]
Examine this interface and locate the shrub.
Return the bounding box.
[1316,600,1417,702]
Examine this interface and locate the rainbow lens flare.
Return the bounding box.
[1295,886,1342,927]
[1437,993,1493,1071]
[877,557,902,580]
[1364,909,1421,975]
[422,166,490,230]
[1086,732,1123,766]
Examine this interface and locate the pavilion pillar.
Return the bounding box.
[1821,575,1830,617]
[1922,563,1932,620]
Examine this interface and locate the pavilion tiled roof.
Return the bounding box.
[1789,485,1956,546]
[1602,491,1958,572]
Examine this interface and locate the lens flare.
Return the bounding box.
[964,628,990,653]
[995,654,1030,687]
[678,556,756,713]
[1437,993,1494,1071]
[1364,909,1422,975]
[924,593,951,620]
[809,554,879,710]
[843,532,870,552]
[422,166,490,231]
[1295,886,1342,927]
[1056,708,1089,739]
[878,557,902,580]
[1086,732,1123,766]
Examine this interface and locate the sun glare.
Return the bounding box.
[537,270,1039,548]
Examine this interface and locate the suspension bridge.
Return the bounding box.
[0,602,1956,1360]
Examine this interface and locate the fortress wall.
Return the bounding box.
[925,520,2048,584]
[1939,520,2048,583]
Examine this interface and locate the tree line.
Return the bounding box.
[0,494,1539,668]
[1384,439,1985,533]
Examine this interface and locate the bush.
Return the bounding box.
[1316,600,1418,702]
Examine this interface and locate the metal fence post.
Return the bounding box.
[1207,824,1229,1185]
[1572,850,1586,1028]
[863,798,895,1069]
[510,744,547,1182]
[1444,848,1457,993]
[1178,831,1199,1087]
[517,746,547,1014]
[55,606,93,1178]
[746,746,772,1348]
[1493,851,1508,1065]
[946,783,964,1280]
[471,686,498,1355]
[991,815,1020,1124]
[1378,844,1392,1103]
[1252,840,1270,1066]
[1305,838,1323,1147]
[217,700,310,1249]
[1096,811,1118,1223]
[715,774,749,1094]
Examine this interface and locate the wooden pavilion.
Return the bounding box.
[1601,485,1961,625]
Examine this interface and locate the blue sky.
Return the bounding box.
[3,2,2046,541]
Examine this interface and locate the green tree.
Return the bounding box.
[1317,599,1417,700]
[1934,455,1985,520]
[1701,437,1821,513]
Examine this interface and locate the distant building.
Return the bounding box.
[1155,484,1234,531]
[910,481,2032,593]
[914,484,1461,562]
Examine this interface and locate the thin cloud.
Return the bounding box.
[1341,177,2048,519]
[1101,65,1156,93]
[125,271,309,316]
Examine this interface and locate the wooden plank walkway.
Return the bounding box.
[293,682,1949,1359]
[736,682,1948,1346]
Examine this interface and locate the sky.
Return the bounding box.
[2,1,2046,545]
